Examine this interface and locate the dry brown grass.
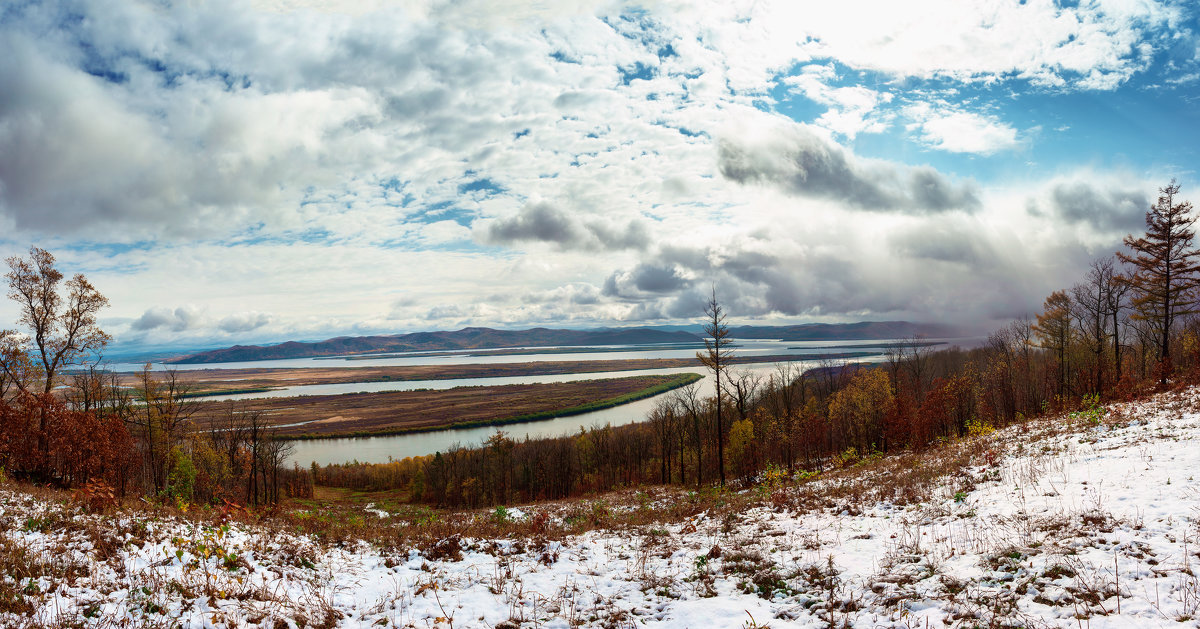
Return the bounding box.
[0,395,1114,572]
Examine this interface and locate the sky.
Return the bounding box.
[2,0,1200,352]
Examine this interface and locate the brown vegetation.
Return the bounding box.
[0,249,310,507]
[190,374,700,438]
[146,353,858,396]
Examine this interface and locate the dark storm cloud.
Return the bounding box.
[481,202,650,251]
[486,203,578,244]
[1033,182,1147,233]
[597,225,1075,332]
[717,123,980,214]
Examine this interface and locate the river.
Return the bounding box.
[113,337,971,465]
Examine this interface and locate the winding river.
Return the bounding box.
[114,338,957,465]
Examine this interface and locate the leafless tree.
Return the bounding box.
[725,368,762,422]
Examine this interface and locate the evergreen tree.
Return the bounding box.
[1117,181,1200,385]
[697,286,733,486]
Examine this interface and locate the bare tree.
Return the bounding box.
[1072,258,1116,395]
[259,434,294,505]
[671,383,704,489]
[764,362,803,471]
[725,368,762,422]
[1106,263,1132,383]
[648,397,680,484]
[244,408,269,506]
[901,335,934,403]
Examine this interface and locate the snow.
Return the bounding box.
[5,387,1200,627]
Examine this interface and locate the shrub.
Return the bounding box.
[167,447,197,503]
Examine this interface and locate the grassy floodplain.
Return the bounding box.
[191,373,702,439]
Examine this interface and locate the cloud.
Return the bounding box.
[784,0,1172,89]
[904,104,1024,155]
[0,0,1184,349]
[784,65,893,138]
[130,306,204,332]
[128,305,271,336]
[479,202,650,251]
[218,311,273,334]
[887,221,995,265]
[603,263,691,298]
[522,283,602,306]
[1039,181,1148,235]
[717,120,980,214]
[0,30,382,239]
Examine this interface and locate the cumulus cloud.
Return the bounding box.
[479,202,650,251]
[130,307,205,332]
[522,283,602,306]
[717,121,980,214]
[904,104,1024,155]
[784,65,893,139]
[218,312,273,334]
[0,0,1185,347]
[0,30,379,238]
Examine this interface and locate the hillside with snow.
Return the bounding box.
[5,387,1200,628]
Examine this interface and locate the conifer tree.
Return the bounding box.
[1117,181,1200,385]
[697,286,732,486]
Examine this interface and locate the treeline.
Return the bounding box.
[0,248,311,506]
[317,181,1200,508]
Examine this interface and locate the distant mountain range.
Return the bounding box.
[165,321,966,364]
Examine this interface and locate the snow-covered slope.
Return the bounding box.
[5,388,1200,627]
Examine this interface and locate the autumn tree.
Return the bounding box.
[1,248,110,457]
[1,248,111,397]
[697,286,733,486]
[1033,290,1073,401]
[1118,181,1200,385]
[127,366,196,495]
[826,367,893,454]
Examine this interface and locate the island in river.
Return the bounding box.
[155,352,876,397]
[190,373,701,438]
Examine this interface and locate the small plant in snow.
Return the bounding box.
[1070,393,1106,426]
